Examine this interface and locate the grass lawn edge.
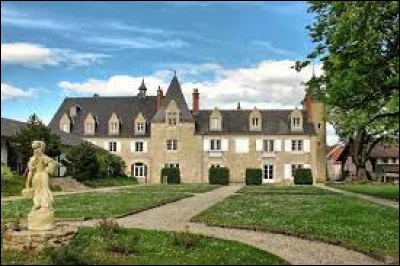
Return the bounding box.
[188,221,396,264]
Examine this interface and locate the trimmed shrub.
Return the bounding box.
[209,167,230,185]
[245,168,262,185]
[294,168,313,185]
[160,167,181,184]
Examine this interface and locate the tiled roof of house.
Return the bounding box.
[152,75,195,123]
[1,117,26,138]
[2,117,83,146]
[326,143,345,162]
[194,110,316,135]
[48,76,318,137]
[377,164,400,173]
[370,143,399,158]
[49,96,158,138]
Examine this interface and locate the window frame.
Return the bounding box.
[108,141,117,152]
[210,139,222,151]
[135,141,144,152]
[291,139,303,151]
[263,140,274,152]
[136,122,145,134]
[167,111,178,126]
[166,139,178,151]
[263,164,274,180]
[211,118,221,130]
[110,122,119,134]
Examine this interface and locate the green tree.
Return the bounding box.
[64,142,100,181]
[296,1,399,179]
[14,114,62,170]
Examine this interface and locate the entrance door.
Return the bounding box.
[263,164,274,183]
[132,163,147,181]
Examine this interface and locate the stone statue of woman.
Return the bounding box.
[22,140,56,231]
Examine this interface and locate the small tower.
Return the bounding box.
[138,78,147,98]
[237,102,241,110]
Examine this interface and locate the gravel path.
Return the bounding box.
[316,184,399,210]
[1,185,142,202]
[70,185,382,265]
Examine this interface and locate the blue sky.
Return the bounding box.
[1,1,339,144]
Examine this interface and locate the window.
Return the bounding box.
[210,139,222,151]
[135,141,144,152]
[110,122,119,134]
[252,117,259,127]
[292,118,301,127]
[211,118,221,129]
[167,111,177,126]
[263,164,274,180]
[392,158,398,164]
[164,163,179,168]
[291,164,303,176]
[291,140,303,151]
[85,122,94,134]
[62,123,69,133]
[211,164,222,168]
[263,140,274,152]
[132,163,147,178]
[108,141,117,152]
[383,158,388,164]
[136,122,145,134]
[167,139,178,151]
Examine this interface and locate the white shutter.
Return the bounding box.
[285,139,292,151]
[131,141,135,152]
[116,141,121,152]
[304,164,310,168]
[304,139,310,152]
[235,139,249,153]
[284,164,292,178]
[143,141,148,153]
[274,139,282,151]
[104,141,109,150]
[256,139,263,151]
[203,139,210,151]
[222,139,229,151]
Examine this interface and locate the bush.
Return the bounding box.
[294,168,313,185]
[245,168,262,185]
[160,167,181,184]
[1,166,14,180]
[209,167,230,185]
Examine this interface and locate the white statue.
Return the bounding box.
[22,140,56,231]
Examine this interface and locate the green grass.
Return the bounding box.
[330,184,399,201]
[1,177,61,198]
[192,186,399,259]
[1,227,287,265]
[124,184,222,194]
[82,176,138,188]
[1,190,190,220]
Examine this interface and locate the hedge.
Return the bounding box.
[245,168,262,185]
[161,167,181,184]
[209,167,230,185]
[294,168,313,185]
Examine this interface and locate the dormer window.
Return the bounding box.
[167,111,177,126]
[293,118,301,127]
[290,108,303,132]
[249,107,262,131]
[110,122,118,134]
[85,122,95,135]
[252,118,259,127]
[62,123,70,133]
[210,107,222,131]
[59,113,71,133]
[211,118,221,129]
[136,122,145,134]
[108,112,120,135]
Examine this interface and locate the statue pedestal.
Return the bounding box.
[3,223,78,251]
[28,208,55,231]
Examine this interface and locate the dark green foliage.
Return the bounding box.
[209,167,229,185]
[160,167,181,184]
[294,168,313,185]
[96,218,124,239]
[172,226,199,249]
[45,245,91,265]
[13,114,61,169]
[245,168,262,185]
[64,141,125,181]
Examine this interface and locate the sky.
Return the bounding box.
[1,1,339,145]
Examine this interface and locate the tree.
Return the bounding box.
[296,1,399,179]
[64,142,100,181]
[14,114,62,171]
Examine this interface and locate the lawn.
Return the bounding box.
[82,176,138,188]
[1,177,61,197]
[1,187,192,220]
[330,184,399,201]
[125,184,221,193]
[1,227,288,265]
[191,186,399,260]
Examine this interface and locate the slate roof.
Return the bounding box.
[194,110,316,135]
[377,164,400,174]
[1,118,26,138]
[152,76,195,123]
[49,96,158,138]
[370,144,399,158]
[1,117,83,146]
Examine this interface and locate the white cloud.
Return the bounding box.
[326,123,340,145]
[251,40,293,55]
[1,42,109,68]
[1,83,34,101]
[84,36,189,49]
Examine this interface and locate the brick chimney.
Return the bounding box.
[156,86,163,111]
[192,88,199,115]
[302,92,313,122]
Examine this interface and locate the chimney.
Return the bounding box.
[302,92,313,122]
[156,86,163,111]
[192,88,199,115]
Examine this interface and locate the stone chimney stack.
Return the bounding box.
[192,88,199,115]
[302,92,313,122]
[156,86,163,111]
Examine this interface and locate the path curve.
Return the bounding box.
[71,185,382,265]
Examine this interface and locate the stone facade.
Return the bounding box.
[50,75,327,185]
